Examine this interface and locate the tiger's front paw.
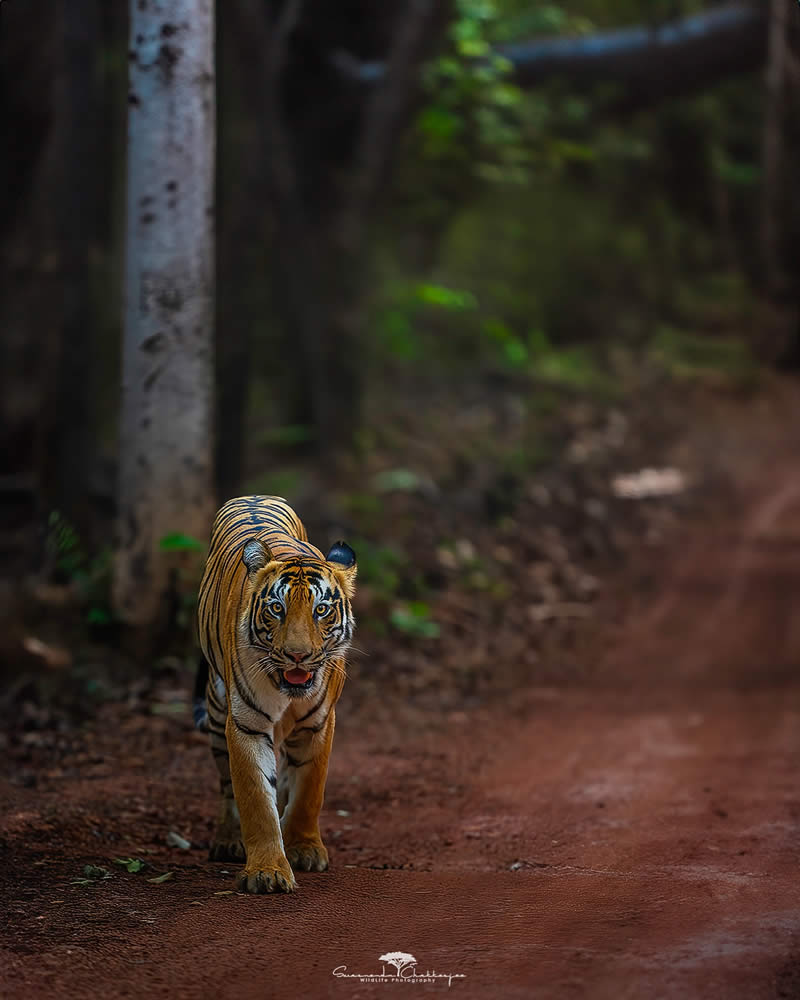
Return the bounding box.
[236,855,296,894]
[286,840,329,873]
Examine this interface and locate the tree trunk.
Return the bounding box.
[759,0,788,294]
[0,0,63,574]
[215,4,255,499]
[260,0,439,450]
[48,0,100,541]
[114,0,216,629]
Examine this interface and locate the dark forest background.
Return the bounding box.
[1,0,798,689]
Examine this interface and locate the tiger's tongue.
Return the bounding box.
[284,668,312,685]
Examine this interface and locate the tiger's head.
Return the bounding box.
[239,538,357,698]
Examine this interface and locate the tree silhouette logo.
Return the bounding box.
[332,949,465,985]
[379,951,418,976]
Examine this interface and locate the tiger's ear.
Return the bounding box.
[326,541,356,569]
[242,538,272,577]
[326,540,357,596]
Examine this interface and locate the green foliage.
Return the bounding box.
[711,154,759,188]
[390,602,441,639]
[349,539,434,637]
[114,857,145,873]
[377,2,764,394]
[257,424,314,447]
[648,327,757,385]
[351,539,408,602]
[531,344,616,396]
[492,2,595,40]
[373,468,423,493]
[339,491,383,517]
[375,280,479,361]
[46,511,113,626]
[47,510,84,577]
[483,317,529,366]
[159,532,205,553]
[86,606,113,626]
[245,469,304,499]
[415,283,477,309]
[417,0,528,186]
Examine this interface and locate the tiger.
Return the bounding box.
[194,495,357,893]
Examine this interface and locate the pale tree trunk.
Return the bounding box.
[114,0,216,629]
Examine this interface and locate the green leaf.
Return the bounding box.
[159,532,205,552]
[373,468,421,493]
[549,139,597,163]
[379,308,419,361]
[435,56,461,78]
[414,283,477,310]
[390,605,441,639]
[418,107,461,139]
[483,318,514,342]
[490,55,513,74]
[713,158,759,186]
[503,339,529,366]
[114,857,145,873]
[407,601,431,618]
[259,424,313,447]
[528,328,552,356]
[87,606,112,626]
[489,83,522,108]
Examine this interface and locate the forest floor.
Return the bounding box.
[2,381,800,999]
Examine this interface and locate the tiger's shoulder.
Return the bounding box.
[208,495,323,564]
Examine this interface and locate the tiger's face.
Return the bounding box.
[240,539,356,698]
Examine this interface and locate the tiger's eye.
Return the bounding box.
[269,601,283,616]
[315,603,330,618]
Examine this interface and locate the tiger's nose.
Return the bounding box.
[285,649,311,664]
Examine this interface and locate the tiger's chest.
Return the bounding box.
[225,659,316,745]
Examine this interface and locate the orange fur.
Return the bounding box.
[196,496,356,893]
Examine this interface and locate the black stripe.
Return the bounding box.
[256,764,278,790]
[296,682,330,723]
[296,714,328,734]
[232,717,274,746]
[232,668,274,722]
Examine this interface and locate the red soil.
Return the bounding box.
[2,392,800,999]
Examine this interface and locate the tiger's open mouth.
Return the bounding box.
[280,667,316,690]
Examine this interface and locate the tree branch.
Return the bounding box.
[331,4,767,108]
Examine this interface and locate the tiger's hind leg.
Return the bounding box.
[202,662,245,862]
[277,746,290,818]
[209,743,245,862]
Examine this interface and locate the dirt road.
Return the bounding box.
[2,417,800,998]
